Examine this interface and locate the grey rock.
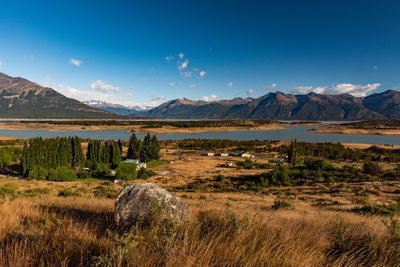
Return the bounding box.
[114,183,188,227]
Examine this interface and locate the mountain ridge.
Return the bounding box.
[141,90,400,120]
[0,72,118,119]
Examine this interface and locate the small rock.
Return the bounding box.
[114,183,188,227]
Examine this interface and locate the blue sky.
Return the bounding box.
[0,0,399,106]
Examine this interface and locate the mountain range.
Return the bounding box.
[0,72,117,119]
[2,71,400,120]
[122,90,400,120]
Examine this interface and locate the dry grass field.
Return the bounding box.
[1,149,400,266]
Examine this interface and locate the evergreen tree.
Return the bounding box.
[127,134,142,159]
[140,133,152,162]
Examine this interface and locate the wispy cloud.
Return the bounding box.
[246,88,255,95]
[69,58,82,67]
[0,60,2,69]
[165,55,174,61]
[199,71,206,78]
[178,59,189,70]
[90,80,120,93]
[201,94,217,101]
[180,71,192,78]
[178,53,184,59]
[293,86,313,94]
[189,84,196,89]
[264,83,276,90]
[373,65,378,70]
[169,81,180,87]
[228,82,233,88]
[152,96,166,102]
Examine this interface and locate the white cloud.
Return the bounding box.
[246,89,255,95]
[329,83,380,97]
[199,71,206,78]
[180,71,192,78]
[90,80,120,93]
[201,94,217,101]
[293,86,313,94]
[165,55,174,61]
[0,60,2,69]
[189,84,196,89]
[264,83,276,90]
[228,82,233,88]
[169,81,180,87]
[178,59,189,70]
[127,93,134,97]
[152,96,166,102]
[69,58,82,67]
[373,65,378,70]
[313,86,327,94]
[178,53,184,59]
[292,83,380,97]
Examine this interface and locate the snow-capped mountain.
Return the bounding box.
[83,100,153,116]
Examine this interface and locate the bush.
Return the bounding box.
[217,174,225,181]
[23,188,51,197]
[48,167,77,181]
[236,159,253,169]
[116,162,137,181]
[58,189,81,197]
[363,161,382,176]
[137,167,155,179]
[0,184,17,200]
[28,166,49,180]
[272,200,293,210]
[305,158,333,171]
[353,203,400,216]
[93,186,118,198]
[91,162,111,177]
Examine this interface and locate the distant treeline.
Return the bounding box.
[161,139,279,152]
[278,141,400,163]
[343,120,400,129]
[17,120,278,128]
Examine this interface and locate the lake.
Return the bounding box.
[0,126,399,145]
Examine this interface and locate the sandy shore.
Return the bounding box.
[0,122,286,133]
[309,126,400,135]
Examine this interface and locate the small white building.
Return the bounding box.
[220,152,229,157]
[241,152,254,158]
[137,162,147,170]
[207,152,214,157]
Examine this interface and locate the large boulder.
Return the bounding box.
[114,183,188,227]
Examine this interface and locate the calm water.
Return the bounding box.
[0,126,399,145]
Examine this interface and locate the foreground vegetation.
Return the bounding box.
[0,178,400,266]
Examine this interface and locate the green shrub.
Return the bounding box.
[58,189,81,197]
[28,166,49,180]
[363,161,382,176]
[272,200,293,210]
[93,186,118,198]
[217,174,225,181]
[0,184,17,200]
[91,162,111,176]
[22,188,51,197]
[353,203,400,216]
[116,162,137,181]
[305,158,333,171]
[236,159,253,169]
[48,167,77,181]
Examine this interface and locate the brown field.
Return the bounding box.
[310,125,400,135]
[0,121,284,133]
[1,150,400,266]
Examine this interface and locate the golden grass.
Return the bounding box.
[0,182,399,266]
